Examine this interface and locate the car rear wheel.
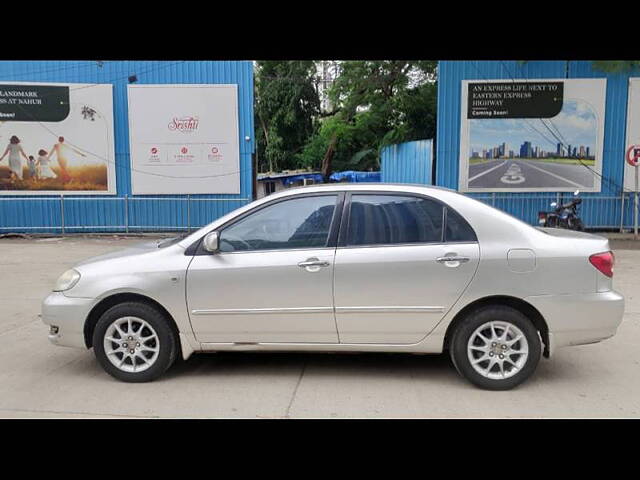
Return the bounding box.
[93,302,177,383]
[449,305,541,390]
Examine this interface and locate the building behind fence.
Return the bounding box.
[0,61,254,233]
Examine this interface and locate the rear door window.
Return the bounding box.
[346,194,444,246]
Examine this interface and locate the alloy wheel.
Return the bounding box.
[466,321,529,380]
[103,316,160,373]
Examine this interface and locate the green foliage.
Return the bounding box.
[296,61,438,172]
[591,61,640,73]
[254,61,320,172]
[254,60,438,174]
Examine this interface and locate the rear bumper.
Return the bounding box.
[41,292,94,349]
[524,290,625,356]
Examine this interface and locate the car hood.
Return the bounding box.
[74,240,171,266]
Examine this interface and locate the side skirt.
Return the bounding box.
[196,334,445,354]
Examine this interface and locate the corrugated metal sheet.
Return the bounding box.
[435,60,640,228]
[0,60,254,233]
[381,140,433,184]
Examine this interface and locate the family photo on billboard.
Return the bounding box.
[459,79,606,192]
[0,82,116,195]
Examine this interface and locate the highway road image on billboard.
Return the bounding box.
[459,79,606,192]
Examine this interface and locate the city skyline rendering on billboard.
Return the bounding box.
[459,79,606,192]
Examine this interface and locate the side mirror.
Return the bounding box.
[202,231,220,253]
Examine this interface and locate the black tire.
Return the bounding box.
[545,215,558,228]
[92,301,178,383]
[570,217,584,231]
[449,305,541,390]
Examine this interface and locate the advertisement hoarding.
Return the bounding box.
[127,84,240,195]
[459,78,606,192]
[0,82,116,195]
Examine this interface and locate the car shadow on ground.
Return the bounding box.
[165,351,457,379]
[159,349,588,389]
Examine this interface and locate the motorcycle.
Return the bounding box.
[538,190,584,231]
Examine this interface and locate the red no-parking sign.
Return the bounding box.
[627,144,640,166]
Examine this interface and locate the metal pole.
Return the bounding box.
[635,166,639,240]
[60,194,65,235]
[492,192,496,207]
[124,195,129,234]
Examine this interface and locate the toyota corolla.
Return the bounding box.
[41,184,625,390]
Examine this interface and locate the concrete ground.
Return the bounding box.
[0,235,639,418]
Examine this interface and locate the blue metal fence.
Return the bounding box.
[0,196,251,233]
[0,60,254,234]
[381,140,433,184]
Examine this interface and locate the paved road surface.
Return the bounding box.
[469,159,595,189]
[0,236,638,418]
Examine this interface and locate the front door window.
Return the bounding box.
[219,195,338,252]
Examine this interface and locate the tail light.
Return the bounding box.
[589,251,614,278]
[537,212,547,225]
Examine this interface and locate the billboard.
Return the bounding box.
[0,82,116,195]
[459,78,606,192]
[624,78,640,191]
[127,84,240,195]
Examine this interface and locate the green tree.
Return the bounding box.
[254,61,320,172]
[297,60,437,175]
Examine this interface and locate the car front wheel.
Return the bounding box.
[93,302,178,382]
[449,305,541,390]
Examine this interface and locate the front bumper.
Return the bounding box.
[41,292,94,348]
[524,290,625,356]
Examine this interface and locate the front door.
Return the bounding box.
[186,194,341,344]
[333,193,480,344]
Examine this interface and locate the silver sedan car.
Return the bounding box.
[41,184,624,390]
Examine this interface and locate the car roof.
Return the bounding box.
[269,183,458,196]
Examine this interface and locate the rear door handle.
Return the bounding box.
[436,256,470,264]
[298,260,330,268]
[298,258,330,272]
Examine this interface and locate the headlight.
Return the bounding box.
[53,269,81,292]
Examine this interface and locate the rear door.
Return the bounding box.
[333,193,480,344]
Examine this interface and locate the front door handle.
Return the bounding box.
[298,258,330,272]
